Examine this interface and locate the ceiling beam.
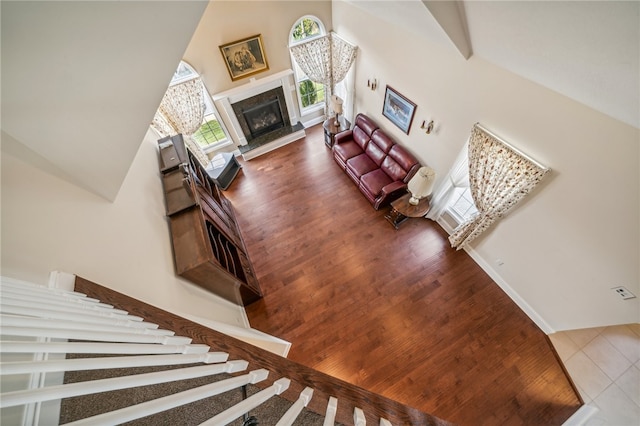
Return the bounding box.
[422,0,472,59]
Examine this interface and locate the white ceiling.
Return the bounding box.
[346,0,639,129]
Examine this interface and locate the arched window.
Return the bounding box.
[169,61,232,151]
[289,16,326,112]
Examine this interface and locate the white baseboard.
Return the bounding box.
[464,245,555,334]
[301,115,326,128]
[435,217,555,334]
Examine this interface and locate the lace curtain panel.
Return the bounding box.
[330,33,358,90]
[289,32,357,106]
[449,124,550,250]
[290,35,332,87]
[152,77,210,168]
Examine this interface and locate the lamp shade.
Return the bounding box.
[407,166,436,205]
[330,95,343,114]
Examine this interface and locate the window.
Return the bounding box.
[448,186,478,224]
[289,16,326,111]
[169,61,231,152]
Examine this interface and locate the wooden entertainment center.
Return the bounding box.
[157,134,262,306]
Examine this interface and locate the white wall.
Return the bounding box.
[0,0,334,332]
[333,0,639,331]
[182,1,332,133]
[2,0,637,334]
[1,0,207,201]
[1,128,248,327]
[183,1,332,96]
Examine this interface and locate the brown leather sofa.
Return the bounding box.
[332,113,421,210]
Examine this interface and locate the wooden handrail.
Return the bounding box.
[75,276,453,425]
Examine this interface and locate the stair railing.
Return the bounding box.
[0,274,449,426]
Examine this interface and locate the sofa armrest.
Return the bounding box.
[381,180,406,196]
[373,181,408,210]
[334,129,353,145]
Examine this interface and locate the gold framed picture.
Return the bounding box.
[219,34,269,81]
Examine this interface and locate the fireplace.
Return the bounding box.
[213,69,306,160]
[243,98,284,138]
[231,86,291,144]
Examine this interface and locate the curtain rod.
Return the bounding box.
[474,123,549,171]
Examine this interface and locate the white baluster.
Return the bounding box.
[0,360,248,408]
[354,407,366,426]
[1,352,229,375]
[199,378,291,425]
[0,326,189,345]
[0,341,210,354]
[1,285,108,307]
[323,396,338,426]
[64,369,270,426]
[275,386,313,426]
[0,315,169,335]
[0,304,151,328]
[1,298,140,321]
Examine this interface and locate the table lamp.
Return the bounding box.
[407,166,436,205]
[330,95,343,125]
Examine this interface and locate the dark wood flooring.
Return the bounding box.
[224,124,582,425]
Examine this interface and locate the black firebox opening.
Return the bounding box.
[242,99,285,138]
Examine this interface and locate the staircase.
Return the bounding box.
[0,274,451,426]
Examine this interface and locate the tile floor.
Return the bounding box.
[549,323,640,425]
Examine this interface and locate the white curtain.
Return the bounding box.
[448,124,550,249]
[289,32,357,111]
[334,63,356,123]
[426,143,470,220]
[152,77,209,167]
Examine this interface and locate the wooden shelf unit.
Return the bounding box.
[158,135,261,306]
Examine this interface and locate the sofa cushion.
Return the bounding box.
[333,141,364,168]
[360,168,393,199]
[354,113,379,138]
[370,130,395,154]
[387,145,419,180]
[381,155,407,182]
[352,126,371,151]
[364,140,387,166]
[346,153,379,183]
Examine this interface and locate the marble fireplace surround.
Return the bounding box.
[212,69,306,160]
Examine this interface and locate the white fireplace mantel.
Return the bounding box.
[212,69,301,147]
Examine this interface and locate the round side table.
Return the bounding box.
[385,193,431,229]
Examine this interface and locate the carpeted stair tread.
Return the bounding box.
[59,354,333,425]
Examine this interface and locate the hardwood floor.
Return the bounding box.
[224,124,581,425]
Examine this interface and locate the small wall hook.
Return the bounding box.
[367,78,378,91]
[421,120,435,134]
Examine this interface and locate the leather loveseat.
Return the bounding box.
[332,113,421,210]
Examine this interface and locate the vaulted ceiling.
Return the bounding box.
[2,1,637,205]
[346,0,639,129]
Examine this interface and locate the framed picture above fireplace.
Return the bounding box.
[219,34,269,81]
